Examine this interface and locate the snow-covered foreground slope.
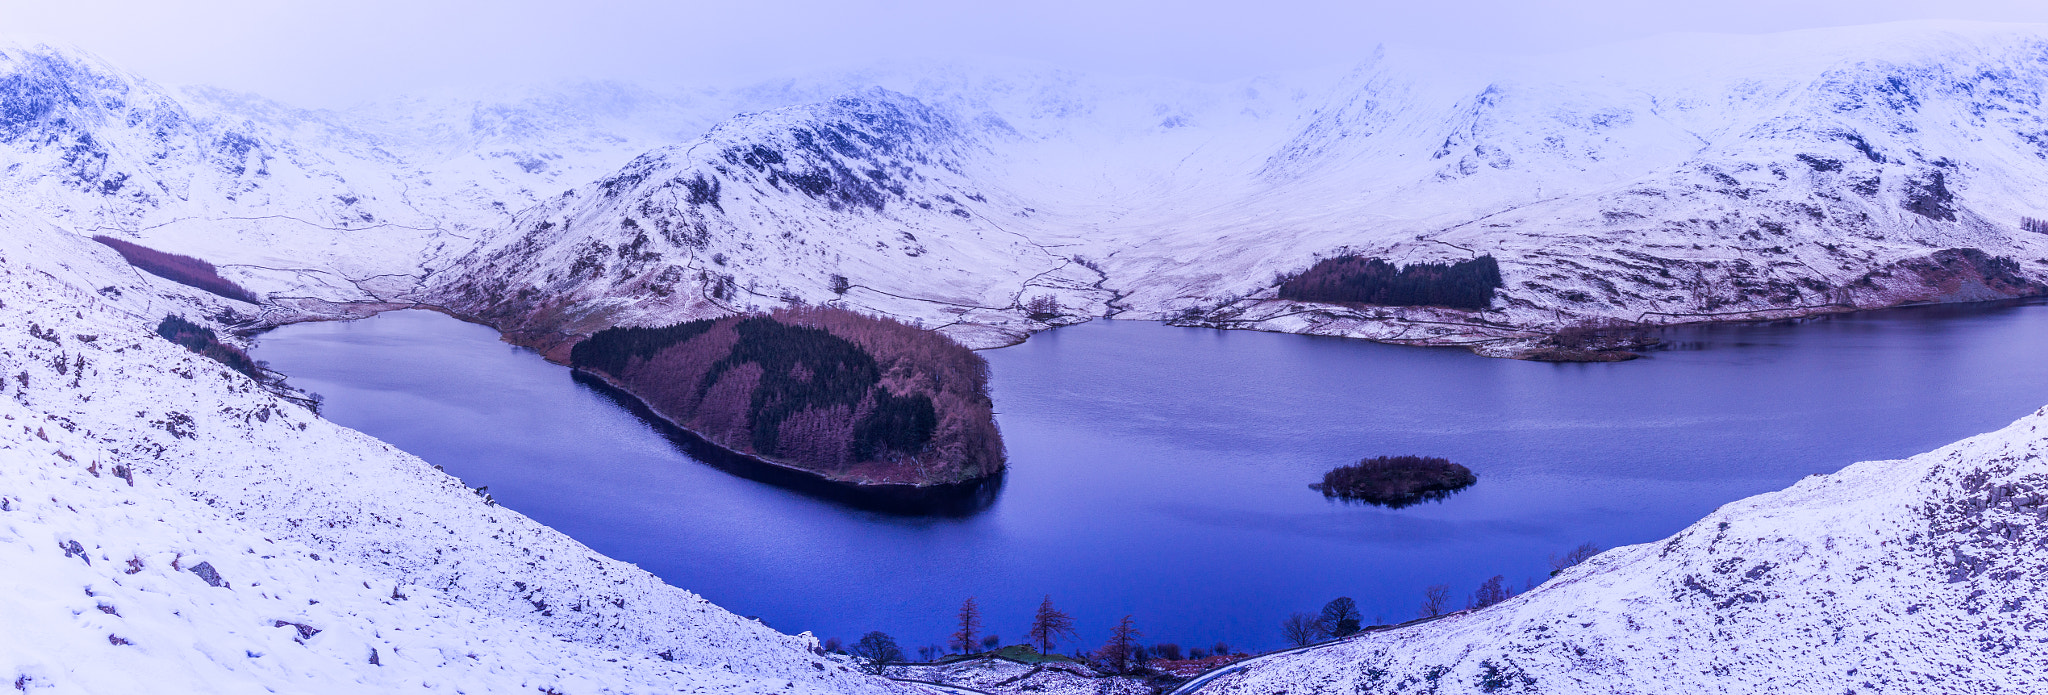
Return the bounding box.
[0,212,920,693]
[1197,405,2048,694]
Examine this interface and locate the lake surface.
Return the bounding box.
[252,301,2048,654]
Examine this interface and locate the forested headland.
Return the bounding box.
[570,307,1005,487]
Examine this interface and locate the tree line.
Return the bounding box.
[1284,541,1606,648]
[829,542,1607,677]
[157,315,262,381]
[93,236,261,304]
[828,595,1236,677]
[1277,254,1503,310]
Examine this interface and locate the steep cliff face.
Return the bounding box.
[1195,404,2048,694]
[0,209,921,693]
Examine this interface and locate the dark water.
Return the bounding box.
[252,301,2048,654]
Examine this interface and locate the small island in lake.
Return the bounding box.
[568,307,1005,490]
[1312,455,1477,508]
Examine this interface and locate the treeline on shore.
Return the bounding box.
[828,542,1606,679]
[570,306,1004,486]
[825,595,1229,678]
[1277,254,1503,310]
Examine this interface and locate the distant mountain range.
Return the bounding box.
[13,21,2046,357]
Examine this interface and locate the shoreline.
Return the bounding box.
[1170,294,2048,361]
[251,292,2048,365]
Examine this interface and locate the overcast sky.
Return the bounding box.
[5,0,2048,107]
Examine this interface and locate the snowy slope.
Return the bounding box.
[1195,404,2048,694]
[0,209,923,693]
[0,44,460,310]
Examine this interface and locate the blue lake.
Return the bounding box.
[252,300,2048,654]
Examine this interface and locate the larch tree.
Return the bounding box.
[1094,615,1144,674]
[952,597,983,654]
[1026,595,1076,653]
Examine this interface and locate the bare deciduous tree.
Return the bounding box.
[1420,584,1451,618]
[850,631,902,675]
[1548,542,1602,576]
[1281,612,1322,647]
[1024,294,1063,319]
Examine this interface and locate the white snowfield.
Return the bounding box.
[0,214,923,693]
[1197,405,2048,694]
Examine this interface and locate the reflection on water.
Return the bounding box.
[252,299,2048,652]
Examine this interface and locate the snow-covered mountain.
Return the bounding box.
[0,43,848,324]
[393,22,2048,352]
[431,87,1101,355]
[1194,403,2048,694]
[1149,22,2048,350]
